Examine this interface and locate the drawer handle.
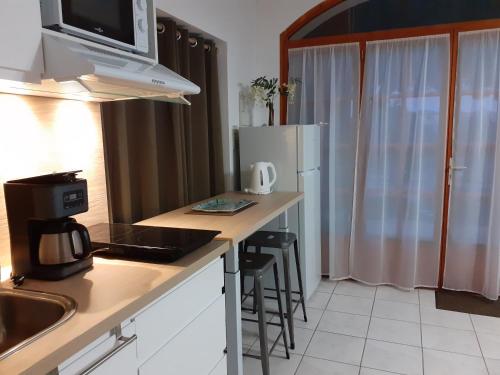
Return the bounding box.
[80,334,137,374]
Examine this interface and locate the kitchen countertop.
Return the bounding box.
[0,239,230,375]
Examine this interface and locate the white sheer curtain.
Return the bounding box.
[350,36,450,288]
[444,29,500,300]
[288,44,360,278]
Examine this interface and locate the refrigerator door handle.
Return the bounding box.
[298,169,318,176]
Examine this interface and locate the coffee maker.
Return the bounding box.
[4,171,93,281]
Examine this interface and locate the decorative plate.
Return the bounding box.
[192,198,255,213]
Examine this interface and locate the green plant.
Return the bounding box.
[250,76,296,108]
[250,76,279,108]
[250,76,297,125]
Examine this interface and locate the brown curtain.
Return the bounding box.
[101,19,224,224]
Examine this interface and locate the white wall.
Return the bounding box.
[254,0,323,123]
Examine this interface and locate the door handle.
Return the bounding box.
[448,157,467,185]
[449,157,467,171]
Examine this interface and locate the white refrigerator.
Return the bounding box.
[239,125,321,300]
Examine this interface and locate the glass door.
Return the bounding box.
[443,29,500,300]
[349,35,450,288]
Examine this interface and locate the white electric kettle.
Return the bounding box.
[245,162,277,195]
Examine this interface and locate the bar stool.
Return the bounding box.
[243,231,307,350]
[240,252,289,375]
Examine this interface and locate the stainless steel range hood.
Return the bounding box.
[0,33,200,104]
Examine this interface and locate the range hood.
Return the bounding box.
[0,33,200,104]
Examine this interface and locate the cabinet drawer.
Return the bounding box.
[136,258,224,363]
[82,335,137,375]
[209,355,227,375]
[139,295,226,375]
[59,321,136,375]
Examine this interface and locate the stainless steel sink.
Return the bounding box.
[0,288,77,360]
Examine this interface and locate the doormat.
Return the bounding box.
[436,289,500,318]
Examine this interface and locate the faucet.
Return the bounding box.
[1,265,25,287]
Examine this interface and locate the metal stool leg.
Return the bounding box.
[255,274,270,375]
[240,242,248,306]
[293,239,308,322]
[252,246,262,314]
[273,263,290,359]
[281,246,295,350]
[253,278,258,314]
[240,272,244,300]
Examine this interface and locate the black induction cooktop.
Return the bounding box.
[88,223,221,263]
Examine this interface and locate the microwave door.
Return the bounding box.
[61,0,136,50]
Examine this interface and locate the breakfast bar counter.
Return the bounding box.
[139,191,304,375]
[137,191,304,244]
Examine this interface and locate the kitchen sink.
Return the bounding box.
[0,288,77,360]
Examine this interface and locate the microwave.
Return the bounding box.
[40,0,149,54]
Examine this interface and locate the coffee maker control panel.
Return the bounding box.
[63,190,85,209]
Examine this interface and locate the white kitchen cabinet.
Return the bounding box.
[56,258,226,375]
[58,321,137,375]
[138,295,227,375]
[77,335,137,375]
[0,0,44,82]
[135,258,224,363]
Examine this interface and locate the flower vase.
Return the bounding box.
[267,102,275,126]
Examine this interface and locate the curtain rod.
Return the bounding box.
[157,23,212,51]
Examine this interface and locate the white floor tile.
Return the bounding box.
[485,357,500,375]
[477,332,500,359]
[243,352,302,375]
[327,294,374,316]
[418,289,436,307]
[243,280,500,375]
[306,291,331,310]
[361,339,423,375]
[372,299,420,323]
[296,356,359,375]
[471,314,500,335]
[420,306,473,331]
[421,324,482,356]
[318,310,370,338]
[293,307,322,330]
[316,279,338,294]
[423,349,488,375]
[305,331,365,365]
[251,325,313,355]
[360,368,400,375]
[242,320,259,352]
[334,280,377,299]
[368,317,421,347]
[376,285,419,304]
[272,307,323,331]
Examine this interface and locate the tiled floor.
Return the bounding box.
[241,279,500,375]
